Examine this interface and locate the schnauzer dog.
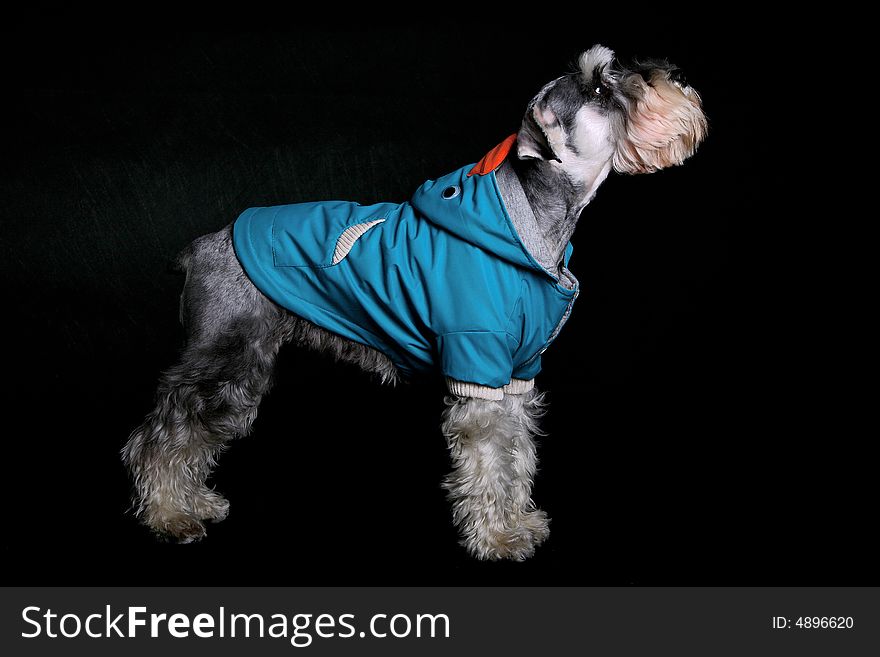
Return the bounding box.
[123,45,706,560]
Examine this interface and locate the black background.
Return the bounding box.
[1,27,867,585]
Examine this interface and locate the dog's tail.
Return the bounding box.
[173,243,193,274]
[172,243,194,327]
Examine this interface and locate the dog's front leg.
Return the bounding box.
[441,388,549,561]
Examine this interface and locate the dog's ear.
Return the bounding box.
[613,69,707,174]
[516,101,564,163]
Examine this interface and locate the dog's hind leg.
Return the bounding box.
[122,225,288,542]
[441,388,550,561]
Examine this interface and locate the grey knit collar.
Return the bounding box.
[495,160,576,289]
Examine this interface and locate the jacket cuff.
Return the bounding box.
[503,378,535,395]
[445,377,534,400]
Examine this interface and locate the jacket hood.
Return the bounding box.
[411,162,565,279]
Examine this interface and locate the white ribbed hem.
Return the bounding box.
[445,377,535,400]
[503,378,535,395]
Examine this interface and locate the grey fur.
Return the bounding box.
[122,226,398,541]
[123,45,706,558]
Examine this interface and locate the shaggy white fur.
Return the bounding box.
[441,389,549,561]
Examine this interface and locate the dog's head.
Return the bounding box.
[516,45,707,177]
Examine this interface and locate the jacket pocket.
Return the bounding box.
[271,201,385,268]
[330,219,385,265]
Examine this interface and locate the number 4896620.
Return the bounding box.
[796,617,853,629]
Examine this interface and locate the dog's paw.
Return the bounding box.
[461,510,551,561]
[190,489,230,523]
[147,511,207,544]
[463,524,540,562]
[520,509,550,546]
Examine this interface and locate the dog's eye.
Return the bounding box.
[670,68,688,87]
[593,82,609,97]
